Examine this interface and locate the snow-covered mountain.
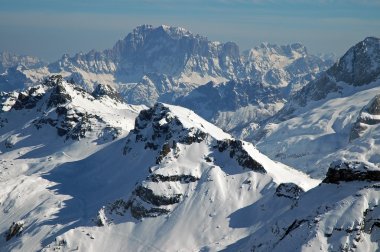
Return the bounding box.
[0,51,44,73]
[10,25,243,96]
[0,26,333,127]
[243,42,334,94]
[174,79,284,132]
[0,76,321,251]
[0,25,336,142]
[0,51,45,92]
[236,159,380,251]
[172,42,334,133]
[251,36,380,178]
[3,27,379,251]
[3,73,380,251]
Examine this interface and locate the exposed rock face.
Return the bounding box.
[98,126,122,141]
[244,160,380,251]
[366,94,380,115]
[323,160,380,184]
[12,87,45,110]
[4,135,16,148]
[147,174,199,183]
[34,109,94,141]
[121,103,209,219]
[134,185,182,206]
[350,94,380,141]
[216,139,266,173]
[169,41,334,132]
[174,79,283,131]
[128,103,208,153]
[31,78,98,140]
[0,85,45,112]
[243,42,333,93]
[363,205,380,234]
[291,73,341,108]
[47,81,72,108]
[273,37,380,122]
[0,75,132,142]
[275,183,304,200]
[127,200,170,219]
[92,83,122,102]
[5,221,24,241]
[111,24,242,81]
[329,37,380,86]
[116,103,270,220]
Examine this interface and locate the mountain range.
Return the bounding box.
[252,36,380,177]
[1,25,380,251]
[0,25,334,133]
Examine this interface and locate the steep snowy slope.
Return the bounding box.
[252,37,380,178]
[0,86,318,251]
[36,103,318,252]
[0,75,144,250]
[236,160,380,251]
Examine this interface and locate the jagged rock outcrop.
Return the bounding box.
[275,183,304,200]
[109,103,274,220]
[329,37,380,86]
[0,86,45,112]
[215,139,266,173]
[47,81,73,108]
[350,94,380,141]
[92,83,123,102]
[5,221,24,241]
[0,75,140,146]
[323,160,380,183]
[241,159,380,251]
[246,37,380,179]
[276,37,380,121]
[111,24,242,82]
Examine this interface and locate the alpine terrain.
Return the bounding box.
[252,37,380,178]
[0,76,320,251]
[1,24,380,252]
[0,25,334,135]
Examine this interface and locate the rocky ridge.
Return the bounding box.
[237,160,380,251]
[107,103,271,219]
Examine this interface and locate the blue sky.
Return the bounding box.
[0,0,379,61]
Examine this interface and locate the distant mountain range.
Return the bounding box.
[0,25,335,133]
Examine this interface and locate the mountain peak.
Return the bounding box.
[0,51,43,71]
[253,42,308,57]
[323,160,380,183]
[92,83,123,102]
[128,24,195,40]
[363,36,380,44]
[133,103,231,142]
[158,24,193,38]
[328,36,380,86]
